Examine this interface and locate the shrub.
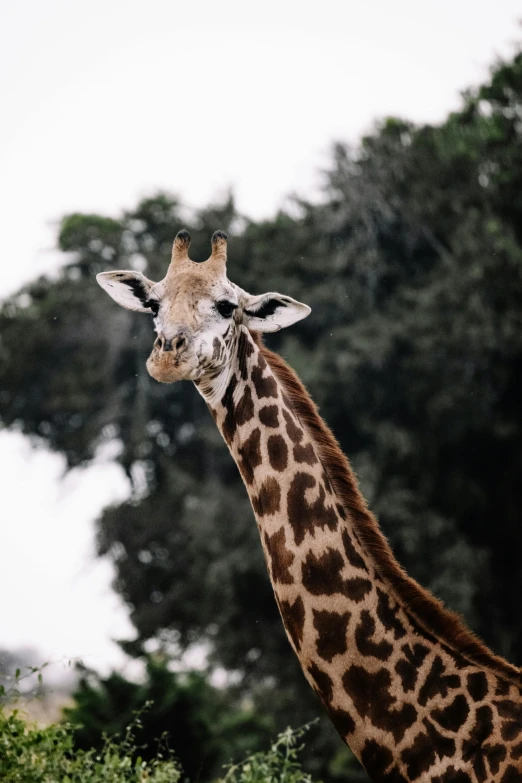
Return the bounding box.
[0,674,317,783]
[0,706,180,783]
[222,724,317,783]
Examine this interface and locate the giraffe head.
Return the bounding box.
[96,230,310,383]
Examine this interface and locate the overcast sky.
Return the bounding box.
[0,0,520,677]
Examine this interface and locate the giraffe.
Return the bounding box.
[97,230,522,782]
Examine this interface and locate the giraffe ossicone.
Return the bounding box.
[97,231,522,783]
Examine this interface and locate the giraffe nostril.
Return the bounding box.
[154,332,187,354]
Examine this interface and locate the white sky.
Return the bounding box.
[0,432,132,674]
[0,0,520,677]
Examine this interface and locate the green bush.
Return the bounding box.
[0,706,180,783]
[221,725,316,783]
[0,675,318,783]
[63,658,274,781]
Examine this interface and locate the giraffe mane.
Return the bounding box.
[254,332,522,687]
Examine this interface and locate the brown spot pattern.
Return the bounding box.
[328,706,355,738]
[423,717,457,760]
[336,503,347,520]
[293,443,318,465]
[344,576,373,602]
[321,468,333,493]
[237,428,262,485]
[264,527,294,584]
[342,664,417,743]
[501,767,522,783]
[302,548,346,595]
[251,361,278,399]
[418,655,460,707]
[376,588,406,639]
[431,694,470,732]
[355,610,393,661]
[236,385,255,426]
[302,547,371,601]
[395,642,430,692]
[467,671,489,702]
[221,374,238,444]
[361,741,407,783]
[308,661,334,703]
[503,723,522,742]
[257,351,268,371]
[342,529,367,571]
[465,735,509,783]
[259,405,279,428]
[313,608,350,662]
[496,679,511,697]
[486,745,507,775]
[497,700,522,741]
[221,374,254,443]
[283,409,303,443]
[512,743,522,761]
[501,707,522,742]
[462,705,494,769]
[400,729,436,779]
[267,434,288,472]
[252,477,281,517]
[237,329,255,379]
[287,472,338,546]
[402,718,458,780]
[212,336,221,361]
[279,595,305,651]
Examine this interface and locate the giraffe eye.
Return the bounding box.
[216,301,237,319]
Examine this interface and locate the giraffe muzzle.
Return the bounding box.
[153,330,188,355]
[147,329,197,383]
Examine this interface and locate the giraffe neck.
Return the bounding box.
[195,327,522,782]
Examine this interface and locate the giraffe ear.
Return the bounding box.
[242,292,311,333]
[96,271,158,314]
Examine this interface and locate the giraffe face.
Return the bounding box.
[96,230,311,383]
[146,269,242,383]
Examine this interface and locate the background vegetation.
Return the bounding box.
[0,672,313,783]
[1,50,521,781]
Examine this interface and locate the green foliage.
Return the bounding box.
[58,213,125,276]
[64,658,273,782]
[222,724,316,783]
[0,676,317,783]
[0,649,47,703]
[0,706,180,783]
